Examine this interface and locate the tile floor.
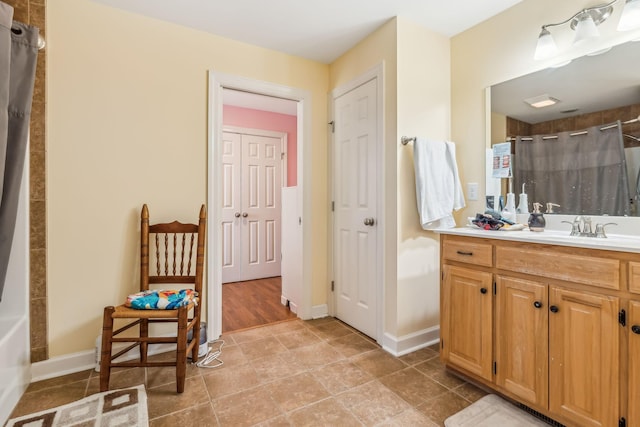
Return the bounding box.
[8,317,488,426]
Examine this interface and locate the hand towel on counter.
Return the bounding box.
[413,138,465,229]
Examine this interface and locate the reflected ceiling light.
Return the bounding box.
[524,94,560,108]
[618,0,640,30]
[534,0,640,60]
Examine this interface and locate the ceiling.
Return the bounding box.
[491,40,640,124]
[92,0,523,64]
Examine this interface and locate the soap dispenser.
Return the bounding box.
[517,183,529,214]
[528,202,546,232]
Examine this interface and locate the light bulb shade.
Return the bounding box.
[534,28,558,60]
[618,0,640,31]
[574,12,600,44]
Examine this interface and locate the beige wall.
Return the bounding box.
[395,19,450,336]
[47,0,329,356]
[329,17,450,338]
[329,19,400,335]
[451,0,640,219]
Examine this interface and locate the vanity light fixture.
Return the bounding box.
[524,94,560,108]
[534,0,640,60]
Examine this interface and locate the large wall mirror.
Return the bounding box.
[489,40,640,217]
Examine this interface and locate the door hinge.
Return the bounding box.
[281,152,285,160]
[619,309,626,327]
[493,361,497,375]
[328,120,335,133]
[331,281,335,292]
[493,281,497,295]
[331,201,335,212]
[619,417,626,427]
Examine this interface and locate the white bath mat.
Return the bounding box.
[445,394,550,427]
[6,384,148,427]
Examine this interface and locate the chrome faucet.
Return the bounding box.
[562,216,616,238]
[595,222,617,238]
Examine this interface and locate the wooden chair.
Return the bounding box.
[100,204,206,393]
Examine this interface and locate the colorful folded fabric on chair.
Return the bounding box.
[126,289,198,310]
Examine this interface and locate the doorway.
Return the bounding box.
[208,72,311,339]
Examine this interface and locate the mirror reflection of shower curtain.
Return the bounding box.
[0,2,39,301]
[514,122,630,216]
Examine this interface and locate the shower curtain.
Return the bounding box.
[514,122,630,216]
[0,1,39,301]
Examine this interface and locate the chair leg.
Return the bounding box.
[176,306,188,393]
[140,318,148,363]
[191,314,201,362]
[100,306,115,392]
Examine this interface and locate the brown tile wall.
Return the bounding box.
[5,0,47,363]
[507,103,640,148]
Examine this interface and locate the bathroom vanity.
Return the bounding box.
[438,228,640,427]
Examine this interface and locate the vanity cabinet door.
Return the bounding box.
[441,265,493,381]
[495,275,548,409]
[548,286,619,427]
[629,300,640,427]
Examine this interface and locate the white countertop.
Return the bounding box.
[435,226,640,254]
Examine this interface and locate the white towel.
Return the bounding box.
[413,138,465,229]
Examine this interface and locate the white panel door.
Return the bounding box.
[221,131,282,283]
[221,132,242,283]
[242,134,282,280]
[334,78,378,338]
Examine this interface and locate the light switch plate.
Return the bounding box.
[467,182,479,201]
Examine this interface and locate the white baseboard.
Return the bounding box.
[381,325,440,357]
[31,342,177,383]
[311,304,328,319]
[280,295,288,306]
[289,301,298,314]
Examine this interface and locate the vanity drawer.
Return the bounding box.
[442,239,493,267]
[629,262,640,294]
[496,245,620,290]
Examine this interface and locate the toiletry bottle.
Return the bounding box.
[528,202,546,232]
[517,183,529,214]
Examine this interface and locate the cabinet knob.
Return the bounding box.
[533,301,542,309]
[242,212,248,218]
[234,212,241,218]
[550,305,559,313]
[480,288,488,294]
[632,325,640,335]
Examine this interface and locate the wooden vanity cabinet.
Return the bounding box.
[441,265,493,380]
[547,287,619,427]
[494,275,548,409]
[440,234,626,427]
[630,300,640,427]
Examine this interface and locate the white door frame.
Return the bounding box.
[207,71,313,339]
[330,63,384,342]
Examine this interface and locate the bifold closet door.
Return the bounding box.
[221,131,281,283]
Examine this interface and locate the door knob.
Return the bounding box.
[480,287,488,294]
[533,301,542,309]
[242,212,248,218]
[632,325,640,335]
[550,305,559,313]
[363,217,375,226]
[235,212,241,218]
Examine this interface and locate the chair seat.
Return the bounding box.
[110,301,196,319]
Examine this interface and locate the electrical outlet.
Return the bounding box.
[467,182,479,201]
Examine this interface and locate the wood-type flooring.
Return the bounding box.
[222,276,297,333]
